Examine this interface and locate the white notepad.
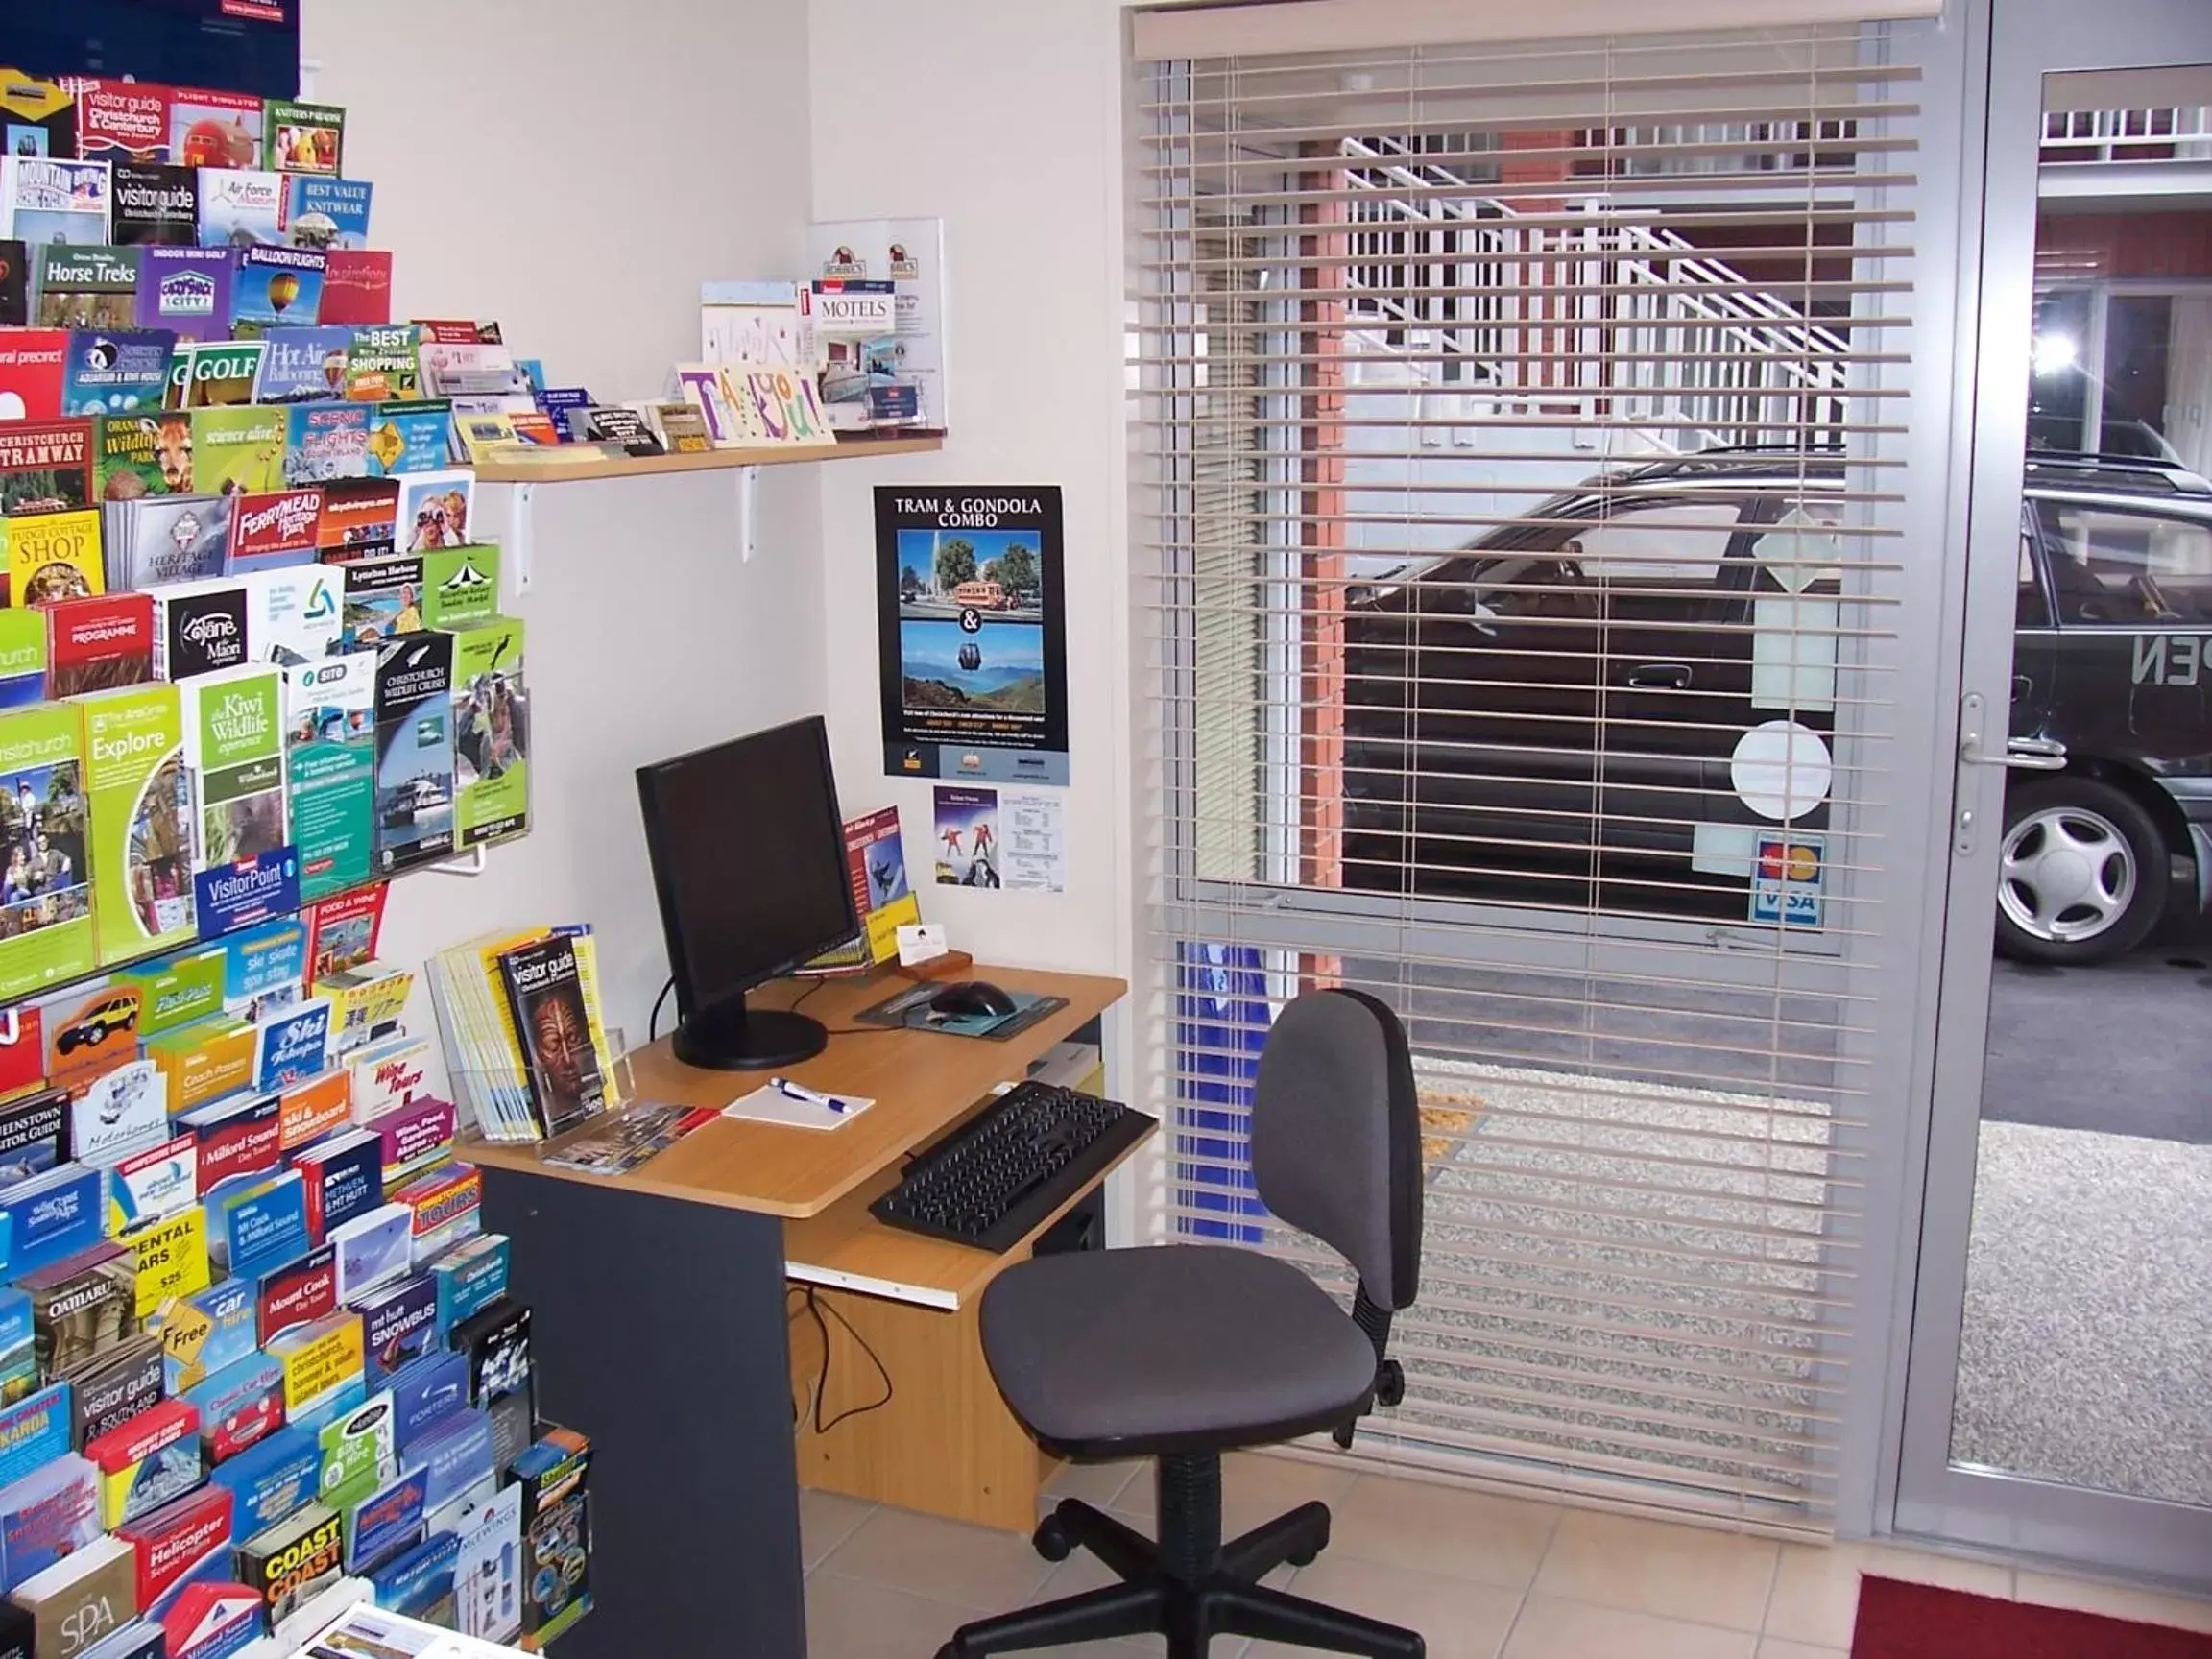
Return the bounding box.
[721,1083,876,1131]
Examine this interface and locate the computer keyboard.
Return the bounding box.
[871,1081,1155,1253]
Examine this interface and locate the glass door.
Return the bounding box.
[1897,0,2212,1583]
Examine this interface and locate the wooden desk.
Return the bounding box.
[475,964,1124,1217]
[468,965,1129,1659]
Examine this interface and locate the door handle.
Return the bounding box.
[1960,733,2066,770]
[1626,663,1692,690]
[2011,674,2032,702]
[1957,691,2068,856]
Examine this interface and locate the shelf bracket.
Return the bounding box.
[428,847,489,878]
[735,465,759,563]
[501,483,536,598]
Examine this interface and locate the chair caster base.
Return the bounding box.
[941,1497,1422,1658]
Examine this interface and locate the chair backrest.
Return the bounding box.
[1251,988,1422,1310]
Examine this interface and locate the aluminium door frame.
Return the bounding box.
[1887,0,2212,1585]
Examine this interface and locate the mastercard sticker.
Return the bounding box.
[1750,833,1824,927]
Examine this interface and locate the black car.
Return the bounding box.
[1341,450,2212,965]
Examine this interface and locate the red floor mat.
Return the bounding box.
[1854,1576,2212,1658]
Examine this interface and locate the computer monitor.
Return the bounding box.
[636,715,859,1070]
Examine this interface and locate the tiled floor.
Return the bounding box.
[800,1454,2212,1658]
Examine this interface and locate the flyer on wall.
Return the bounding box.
[931,784,1066,893]
[877,485,1070,784]
[933,785,1000,888]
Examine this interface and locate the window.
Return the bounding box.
[2035,501,2212,625]
[2025,281,2208,468]
[1453,555,1596,622]
[1575,500,1745,586]
[1140,20,1926,1527]
[2018,517,2052,628]
[2027,289,2093,454]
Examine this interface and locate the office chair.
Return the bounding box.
[942,987,1424,1659]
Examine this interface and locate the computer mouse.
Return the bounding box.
[929,980,1019,1020]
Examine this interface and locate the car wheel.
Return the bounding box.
[1994,777,2170,966]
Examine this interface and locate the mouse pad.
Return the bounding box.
[851,983,1070,1041]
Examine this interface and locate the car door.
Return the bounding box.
[2030,494,2212,781]
[1343,527,1602,898]
[1576,496,1759,859]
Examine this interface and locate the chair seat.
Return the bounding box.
[979,1244,1380,1455]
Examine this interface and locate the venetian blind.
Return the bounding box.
[1133,1,1942,60]
[1136,22,1924,1527]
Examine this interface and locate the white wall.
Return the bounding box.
[300,0,1141,1053]
[805,0,1136,1001]
[373,473,829,1050]
[299,0,828,1045]
[302,0,811,398]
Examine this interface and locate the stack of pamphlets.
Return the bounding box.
[425,926,617,1142]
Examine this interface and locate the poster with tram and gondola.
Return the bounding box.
[874,484,1068,785]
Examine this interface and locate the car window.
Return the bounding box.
[1458,555,1596,623]
[1570,501,1744,587]
[2018,516,2050,628]
[2033,500,2212,626]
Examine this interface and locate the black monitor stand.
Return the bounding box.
[671,993,830,1070]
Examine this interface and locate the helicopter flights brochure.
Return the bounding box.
[796,805,919,974]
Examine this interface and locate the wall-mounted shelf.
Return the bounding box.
[471,434,943,484]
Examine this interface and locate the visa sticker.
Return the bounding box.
[1750,833,1824,928]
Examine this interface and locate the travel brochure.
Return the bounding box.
[422,926,617,1144]
[797,805,920,974]
[535,1102,717,1178]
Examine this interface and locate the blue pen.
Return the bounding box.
[769,1076,846,1115]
